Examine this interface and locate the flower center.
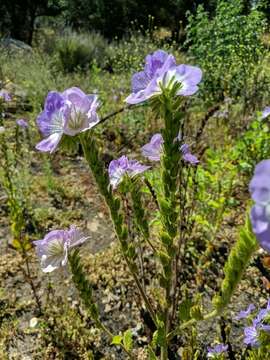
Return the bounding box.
[47,239,65,257]
[68,108,87,131]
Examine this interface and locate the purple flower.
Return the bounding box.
[108,155,150,189]
[235,304,256,320]
[0,90,11,102]
[249,160,270,252]
[253,300,270,326]
[36,87,100,153]
[141,133,164,161]
[243,300,270,347]
[249,160,270,205]
[180,143,199,165]
[16,119,29,128]
[125,50,202,105]
[207,344,228,358]
[262,107,270,120]
[244,323,270,347]
[33,225,89,273]
[244,324,260,347]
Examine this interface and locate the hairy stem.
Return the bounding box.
[80,134,157,327]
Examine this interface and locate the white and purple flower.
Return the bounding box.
[180,143,199,165]
[141,133,199,165]
[236,300,270,347]
[244,322,270,347]
[16,118,29,128]
[36,87,100,153]
[262,106,270,120]
[235,303,256,320]
[125,50,202,105]
[33,225,89,273]
[0,90,11,102]
[108,155,150,189]
[207,343,228,358]
[249,160,270,252]
[141,133,164,161]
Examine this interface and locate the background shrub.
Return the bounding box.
[185,0,268,107]
[55,31,109,73]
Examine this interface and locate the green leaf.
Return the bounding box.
[111,335,122,346]
[148,346,159,360]
[190,305,203,321]
[152,326,166,348]
[178,298,193,322]
[123,329,133,351]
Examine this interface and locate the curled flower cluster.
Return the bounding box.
[207,343,228,358]
[180,143,199,165]
[108,155,150,189]
[34,225,89,273]
[141,133,164,161]
[236,301,270,347]
[125,50,202,105]
[249,160,270,252]
[36,87,100,153]
[141,133,199,165]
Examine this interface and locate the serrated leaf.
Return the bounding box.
[111,335,122,346]
[123,329,133,351]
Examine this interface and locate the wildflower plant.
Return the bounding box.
[0,89,41,312]
[34,50,261,358]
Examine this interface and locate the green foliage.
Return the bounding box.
[68,249,99,320]
[233,116,270,175]
[106,31,177,73]
[111,329,133,352]
[0,129,35,250]
[63,0,218,40]
[178,298,193,322]
[213,217,258,313]
[195,147,237,235]
[0,0,63,44]
[55,31,109,72]
[186,0,267,104]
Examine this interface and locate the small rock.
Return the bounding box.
[29,317,38,328]
[104,304,112,313]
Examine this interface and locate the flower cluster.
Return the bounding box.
[0,90,11,102]
[36,87,100,153]
[249,160,270,252]
[141,133,199,165]
[16,118,28,128]
[180,143,199,165]
[262,106,270,120]
[141,133,164,161]
[207,343,228,358]
[236,301,270,347]
[235,303,255,320]
[33,225,89,273]
[108,155,150,189]
[125,50,202,105]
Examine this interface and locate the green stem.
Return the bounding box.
[161,346,168,360]
[79,134,157,327]
[167,310,218,341]
[158,93,183,347]
[69,250,135,359]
